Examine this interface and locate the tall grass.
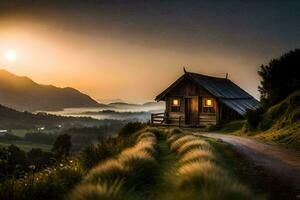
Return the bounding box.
[69,131,158,199]
[70,182,138,200]
[0,159,83,200]
[166,129,260,200]
[169,135,198,151]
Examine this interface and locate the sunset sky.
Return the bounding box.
[0,1,299,103]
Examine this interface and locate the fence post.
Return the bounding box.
[179,116,181,127]
[151,114,153,124]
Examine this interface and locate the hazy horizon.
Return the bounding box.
[1,1,299,103]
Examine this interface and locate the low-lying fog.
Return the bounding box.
[40,101,165,121]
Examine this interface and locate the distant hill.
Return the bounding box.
[142,101,165,107]
[0,69,100,111]
[108,101,164,107]
[98,99,124,104]
[0,103,110,129]
[107,101,164,112]
[108,102,140,108]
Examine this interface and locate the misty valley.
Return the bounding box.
[0,101,164,152]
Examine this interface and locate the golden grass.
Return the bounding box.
[166,134,182,145]
[169,135,198,151]
[84,159,125,183]
[166,133,259,200]
[178,160,224,176]
[179,149,215,164]
[69,182,137,200]
[137,132,156,141]
[69,131,158,200]
[118,150,155,165]
[177,139,212,155]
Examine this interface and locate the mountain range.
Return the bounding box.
[0,69,100,111]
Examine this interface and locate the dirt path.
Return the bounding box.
[195,133,300,192]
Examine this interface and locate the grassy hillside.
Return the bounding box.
[0,126,266,200]
[0,69,100,111]
[219,90,300,149]
[68,128,260,200]
[253,90,300,149]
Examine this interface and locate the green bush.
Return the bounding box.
[0,160,83,200]
[118,122,146,138]
[79,135,136,171]
[245,108,264,131]
[27,148,54,170]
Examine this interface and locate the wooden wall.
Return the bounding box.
[164,78,218,126]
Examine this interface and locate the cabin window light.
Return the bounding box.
[203,98,215,113]
[204,98,213,107]
[171,98,180,112]
[172,99,180,106]
[206,99,212,106]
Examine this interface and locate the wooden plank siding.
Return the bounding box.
[164,79,218,126]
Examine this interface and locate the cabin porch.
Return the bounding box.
[150,112,217,127]
[151,96,219,127]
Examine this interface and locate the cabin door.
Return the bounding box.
[185,97,198,125]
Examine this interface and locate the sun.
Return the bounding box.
[4,50,17,62]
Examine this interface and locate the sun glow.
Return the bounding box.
[4,50,17,62]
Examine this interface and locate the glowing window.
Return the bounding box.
[171,98,180,112]
[204,98,213,107]
[172,99,180,106]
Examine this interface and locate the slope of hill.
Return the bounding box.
[218,90,300,150]
[220,90,300,149]
[253,90,300,149]
[0,69,100,111]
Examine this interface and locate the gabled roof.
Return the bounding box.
[155,71,259,115]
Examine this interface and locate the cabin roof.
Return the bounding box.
[155,71,259,115]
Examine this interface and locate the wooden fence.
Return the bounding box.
[151,113,183,127]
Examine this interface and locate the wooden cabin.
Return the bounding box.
[153,70,259,127]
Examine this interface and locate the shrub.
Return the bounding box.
[0,160,83,200]
[79,135,137,171]
[79,144,114,171]
[27,148,54,170]
[245,107,264,131]
[52,134,72,159]
[118,122,146,138]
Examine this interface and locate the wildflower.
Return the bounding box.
[28,165,36,170]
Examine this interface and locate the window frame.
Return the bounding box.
[202,98,215,113]
[170,97,181,112]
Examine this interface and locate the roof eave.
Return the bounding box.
[155,74,186,101]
